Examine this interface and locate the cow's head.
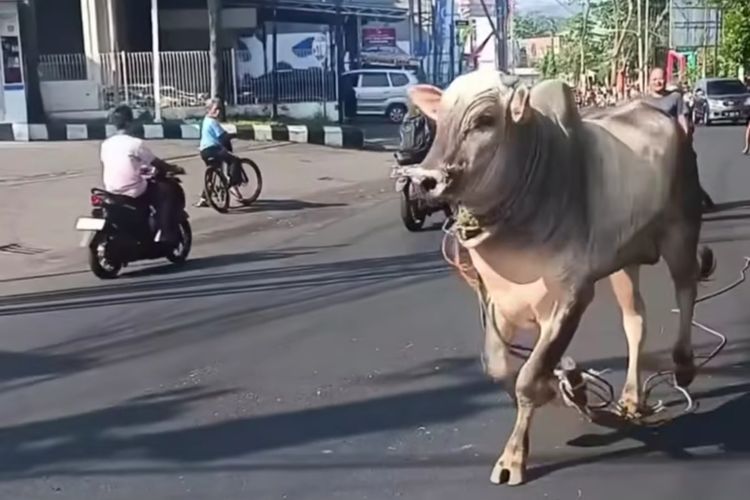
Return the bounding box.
[408,69,532,202]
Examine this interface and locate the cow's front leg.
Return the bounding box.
[490,286,594,486]
[481,301,518,392]
[610,266,648,418]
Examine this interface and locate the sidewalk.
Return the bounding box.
[0,140,393,280]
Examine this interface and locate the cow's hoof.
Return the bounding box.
[490,455,526,486]
[672,349,695,388]
[617,398,648,421]
[674,365,696,388]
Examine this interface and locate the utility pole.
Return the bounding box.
[207,0,222,105]
[151,0,161,122]
[17,0,45,122]
[668,0,673,49]
[580,0,591,90]
[417,0,423,72]
[644,0,650,81]
[408,0,415,56]
[449,0,455,80]
[636,0,644,90]
[701,0,707,78]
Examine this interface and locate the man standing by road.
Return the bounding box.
[642,68,716,210]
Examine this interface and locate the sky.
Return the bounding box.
[515,0,580,17]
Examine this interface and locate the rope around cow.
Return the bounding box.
[440,212,749,427]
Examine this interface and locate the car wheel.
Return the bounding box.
[386,104,407,124]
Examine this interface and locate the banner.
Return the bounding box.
[362,27,396,52]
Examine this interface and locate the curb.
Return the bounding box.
[0,122,365,150]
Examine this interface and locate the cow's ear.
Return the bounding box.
[509,83,531,123]
[409,84,443,121]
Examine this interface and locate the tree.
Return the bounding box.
[552,0,670,87]
[712,0,750,77]
[538,49,559,78]
[513,12,562,39]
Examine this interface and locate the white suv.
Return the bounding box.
[343,69,419,123]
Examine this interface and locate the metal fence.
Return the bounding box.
[39,49,338,110]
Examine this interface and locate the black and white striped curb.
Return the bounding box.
[0,122,365,149]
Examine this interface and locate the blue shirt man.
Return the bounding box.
[200,114,225,151]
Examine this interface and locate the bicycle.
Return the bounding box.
[203,155,263,214]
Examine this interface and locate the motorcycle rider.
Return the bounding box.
[196,97,245,207]
[395,99,436,167]
[100,104,184,247]
[642,68,716,210]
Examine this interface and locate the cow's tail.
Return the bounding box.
[697,245,717,282]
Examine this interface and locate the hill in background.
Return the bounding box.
[516,0,579,18]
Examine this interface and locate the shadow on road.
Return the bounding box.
[0,251,446,316]
[0,251,448,393]
[0,350,96,384]
[0,380,497,479]
[121,245,332,279]
[228,198,347,215]
[527,383,750,482]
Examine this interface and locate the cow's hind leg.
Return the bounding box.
[610,266,648,418]
[661,225,708,388]
[490,286,594,486]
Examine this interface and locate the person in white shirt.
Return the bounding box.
[100,105,184,245]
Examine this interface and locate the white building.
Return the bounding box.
[0,0,27,125]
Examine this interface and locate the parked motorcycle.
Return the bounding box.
[392,164,452,231]
[75,170,192,279]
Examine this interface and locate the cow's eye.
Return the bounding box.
[473,114,495,130]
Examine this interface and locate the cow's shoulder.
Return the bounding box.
[586,100,675,134]
[528,79,581,131]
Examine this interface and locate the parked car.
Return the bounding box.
[692,77,750,125]
[342,68,419,123]
[238,65,336,104]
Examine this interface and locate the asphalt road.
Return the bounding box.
[1,125,750,499]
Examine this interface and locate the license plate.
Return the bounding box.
[75,217,105,231]
[728,111,739,117]
[79,231,95,247]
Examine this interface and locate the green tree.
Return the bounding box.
[712,0,750,77]
[538,49,559,78]
[513,12,562,39]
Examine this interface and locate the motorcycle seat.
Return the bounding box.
[91,188,142,210]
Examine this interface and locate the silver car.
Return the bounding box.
[343,69,420,123]
[693,77,750,125]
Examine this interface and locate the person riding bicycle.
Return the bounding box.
[196,97,246,207]
[642,68,716,210]
[100,104,185,247]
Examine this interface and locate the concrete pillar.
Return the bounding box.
[80,0,117,84]
[80,0,101,83]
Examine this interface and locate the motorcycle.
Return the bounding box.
[75,169,192,279]
[391,161,452,232]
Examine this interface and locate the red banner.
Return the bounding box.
[362,27,396,51]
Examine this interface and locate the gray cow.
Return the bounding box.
[403,69,715,486]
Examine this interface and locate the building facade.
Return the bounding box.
[0,0,26,124]
[34,0,409,121]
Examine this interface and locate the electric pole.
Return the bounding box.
[207,0,222,104]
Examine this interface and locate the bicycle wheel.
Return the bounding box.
[204,166,230,213]
[236,158,263,205]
